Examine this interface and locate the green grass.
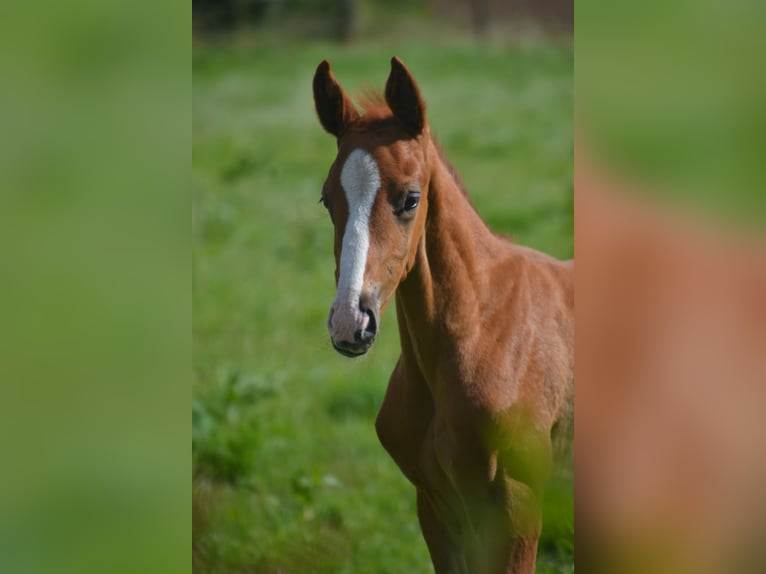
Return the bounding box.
[193,35,572,573]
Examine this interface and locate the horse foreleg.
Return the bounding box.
[417,488,467,574]
[487,428,553,574]
[444,428,550,574]
[491,474,542,574]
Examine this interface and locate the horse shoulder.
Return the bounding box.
[375,355,435,486]
[454,247,573,440]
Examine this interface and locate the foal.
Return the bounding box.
[313,57,573,574]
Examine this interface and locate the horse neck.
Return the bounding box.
[395,139,501,375]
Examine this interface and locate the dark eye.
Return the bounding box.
[403,193,420,211]
[395,191,420,218]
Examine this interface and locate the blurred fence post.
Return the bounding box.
[334,0,356,42]
[470,0,489,38]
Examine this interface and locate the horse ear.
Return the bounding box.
[313,60,359,137]
[385,57,426,135]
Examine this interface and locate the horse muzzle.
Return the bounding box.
[328,294,379,358]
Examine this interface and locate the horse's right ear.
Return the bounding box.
[385,57,426,135]
[313,60,359,138]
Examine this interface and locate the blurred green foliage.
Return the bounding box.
[577,0,766,223]
[193,35,572,573]
[0,1,189,573]
[194,0,431,41]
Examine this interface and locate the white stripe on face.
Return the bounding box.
[329,148,380,343]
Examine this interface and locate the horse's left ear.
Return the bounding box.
[385,57,426,135]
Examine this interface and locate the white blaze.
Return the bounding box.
[329,148,380,343]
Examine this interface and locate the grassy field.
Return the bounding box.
[193,35,572,573]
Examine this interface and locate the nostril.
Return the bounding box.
[364,308,378,336]
[354,307,378,344]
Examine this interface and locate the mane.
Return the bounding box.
[356,90,392,120]
[433,142,474,206]
[351,90,395,131]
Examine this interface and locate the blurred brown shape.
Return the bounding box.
[431,0,573,35]
[575,149,766,573]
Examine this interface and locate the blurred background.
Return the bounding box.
[193,0,572,41]
[576,2,766,572]
[193,2,572,572]
[4,0,764,572]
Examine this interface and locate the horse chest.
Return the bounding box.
[376,363,499,489]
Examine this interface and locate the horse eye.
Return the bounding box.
[394,191,420,218]
[404,193,420,211]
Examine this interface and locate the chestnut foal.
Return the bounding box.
[313,57,573,574]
